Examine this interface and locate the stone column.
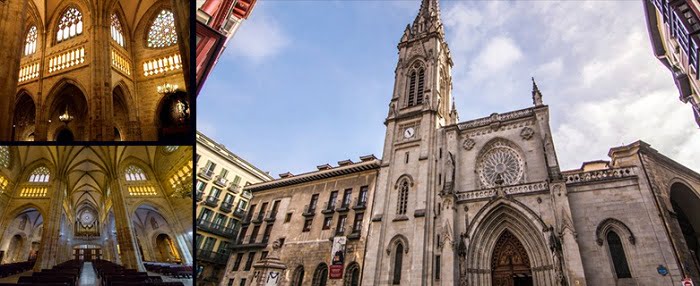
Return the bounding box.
[109,179,144,270]
[550,183,587,286]
[89,4,115,141]
[34,179,67,271]
[0,0,28,140]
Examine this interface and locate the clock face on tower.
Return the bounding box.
[403,127,415,139]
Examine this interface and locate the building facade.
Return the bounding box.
[643,0,700,127]
[0,0,192,142]
[223,156,379,286]
[219,1,700,285]
[0,146,193,273]
[196,0,257,95]
[196,131,272,285]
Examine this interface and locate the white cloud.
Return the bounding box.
[535,58,563,80]
[226,7,289,64]
[468,36,523,80]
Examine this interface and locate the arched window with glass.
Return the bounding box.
[0,147,9,168]
[392,242,404,284]
[28,166,50,183]
[56,7,83,43]
[125,165,147,181]
[607,231,632,278]
[406,63,425,107]
[24,26,37,55]
[146,9,177,48]
[111,13,125,47]
[397,180,409,215]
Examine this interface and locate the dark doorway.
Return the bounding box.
[156,90,190,142]
[56,129,74,142]
[491,231,533,286]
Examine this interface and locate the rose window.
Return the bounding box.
[477,144,523,188]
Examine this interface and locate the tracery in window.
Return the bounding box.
[477,140,524,188]
[28,166,50,183]
[0,146,9,168]
[56,7,83,43]
[406,62,425,107]
[164,146,179,153]
[125,165,147,181]
[111,13,125,47]
[397,180,408,215]
[25,26,37,55]
[147,10,177,48]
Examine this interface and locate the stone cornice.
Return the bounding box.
[245,159,381,192]
[196,131,273,181]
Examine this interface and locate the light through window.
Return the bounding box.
[29,166,50,183]
[125,165,147,181]
[111,13,124,47]
[147,10,177,48]
[56,7,83,43]
[25,26,37,55]
[0,146,9,168]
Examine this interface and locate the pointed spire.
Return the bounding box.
[407,0,444,39]
[532,77,543,106]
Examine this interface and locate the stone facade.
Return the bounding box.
[196,131,273,285]
[222,157,379,286]
[0,146,193,273]
[220,1,700,285]
[0,0,192,142]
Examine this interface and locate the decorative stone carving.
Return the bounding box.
[520,127,534,140]
[477,140,524,188]
[462,138,475,150]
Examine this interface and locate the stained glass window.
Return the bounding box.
[25,26,37,56]
[164,146,179,152]
[111,13,124,47]
[125,165,147,181]
[0,146,9,168]
[147,10,177,48]
[56,7,83,43]
[29,166,50,183]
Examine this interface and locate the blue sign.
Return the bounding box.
[657,265,669,276]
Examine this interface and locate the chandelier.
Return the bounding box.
[157,83,179,94]
[58,106,73,124]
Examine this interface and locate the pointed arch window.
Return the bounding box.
[607,231,632,278]
[125,165,147,181]
[397,180,409,215]
[111,13,125,47]
[24,26,37,55]
[392,243,404,284]
[56,7,83,43]
[147,10,177,48]
[0,146,9,168]
[312,263,328,286]
[406,65,425,107]
[28,166,50,183]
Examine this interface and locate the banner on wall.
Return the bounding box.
[329,236,347,279]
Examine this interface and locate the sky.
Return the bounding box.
[198,0,700,177]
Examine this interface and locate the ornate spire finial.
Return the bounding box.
[408,0,443,39]
[532,77,543,106]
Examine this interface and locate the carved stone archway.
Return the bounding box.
[491,230,533,286]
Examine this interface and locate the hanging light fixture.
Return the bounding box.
[157,83,178,94]
[58,105,73,124]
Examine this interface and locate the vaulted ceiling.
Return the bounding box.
[32,0,160,34]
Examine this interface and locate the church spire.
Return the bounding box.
[405,0,444,41]
[532,77,543,106]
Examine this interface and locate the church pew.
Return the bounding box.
[16,275,73,286]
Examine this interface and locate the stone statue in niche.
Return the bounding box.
[548,226,567,286]
[458,237,468,286]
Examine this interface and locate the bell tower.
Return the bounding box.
[363,0,457,284]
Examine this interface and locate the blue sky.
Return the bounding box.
[198,0,700,177]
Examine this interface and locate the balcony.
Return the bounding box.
[227,183,241,194]
[231,235,268,249]
[220,202,233,213]
[197,249,228,265]
[264,210,277,222]
[252,212,265,224]
[321,201,336,214]
[233,208,246,218]
[337,200,351,212]
[204,195,219,207]
[352,198,367,211]
[348,224,362,240]
[197,219,238,239]
[213,175,228,187]
[198,168,214,180]
[195,191,204,202]
[302,204,316,217]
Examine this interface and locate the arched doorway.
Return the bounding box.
[46,82,88,141]
[55,128,74,142]
[156,90,190,141]
[1,207,43,264]
[73,245,102,261]
[344,262,360,286]
[8,235,24,262]
[12,92,36,141]
[155,233,180,263]
[112,85,130,141]
[491,230,532,286]
[312,263,328,286]
[670,183,700,272]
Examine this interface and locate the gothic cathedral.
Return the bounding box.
[361,1,700,285]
